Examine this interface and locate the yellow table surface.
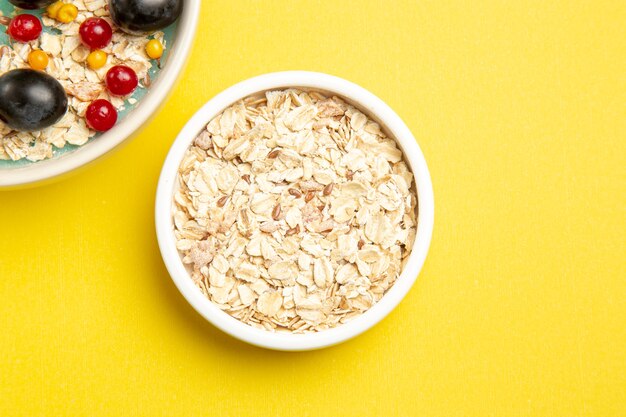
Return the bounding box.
[1,1,625,416]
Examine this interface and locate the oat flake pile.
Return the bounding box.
[174,89,418,333]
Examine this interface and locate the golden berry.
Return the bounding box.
[145,39,164,60]
[46,1,64,19]
[28,50,49,70]
[87,49,107,70]
[57,3,78,23]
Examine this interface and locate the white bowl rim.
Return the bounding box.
[0,0,201,189]
[155,71,435,351]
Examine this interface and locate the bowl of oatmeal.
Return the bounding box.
[156,71,434,350]
[0,0,199,188]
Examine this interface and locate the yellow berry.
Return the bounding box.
[145,39,164,60]
[28,50,49,70]
[87,49,107,70]
[56,3,78,23]
[46,1,64,19]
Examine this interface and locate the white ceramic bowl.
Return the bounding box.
[0,0,200,189]
[156,71,434,351]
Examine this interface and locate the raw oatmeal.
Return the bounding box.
[174,89,418,333]
[0,1,164,162]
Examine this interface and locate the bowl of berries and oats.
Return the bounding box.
[156,71,434,351]
[0,0,199,188]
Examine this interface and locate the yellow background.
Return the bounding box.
[1,1,625,415]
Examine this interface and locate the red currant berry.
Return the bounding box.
[85,99,117,132]
[79,17,113,49]
[105,65,138,96]
[7,14,42,43]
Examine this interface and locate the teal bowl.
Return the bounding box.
[0,0,199,189]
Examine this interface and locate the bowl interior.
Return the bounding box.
[157,72,435,350]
